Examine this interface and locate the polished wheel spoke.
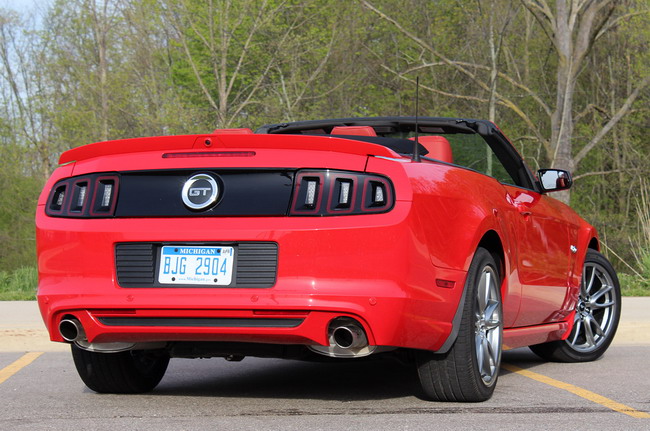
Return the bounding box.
[477,273,489,312]
[567,259,617,353]
[586,314,605,337]
[571,319,583,345]
[481,338,493,376]
[484,301,499,321]
[583,318,597,347]
[486,336,498,366]
[580,270,588,297]
[475,335,484,374]
[585,265,596,294]
[483,272,491,310]
[590,300,615,309]
[590,284,613,303]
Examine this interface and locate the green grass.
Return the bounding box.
[619,273,650,297]
[0,267,38,300]
[0,265,647,300]
[618,250,650,296]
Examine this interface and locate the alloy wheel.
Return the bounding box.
[474,265,502,385]
[567,261,618,352]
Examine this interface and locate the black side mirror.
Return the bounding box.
[538,169,572,193]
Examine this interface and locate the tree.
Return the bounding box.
[359,0,649,203]
[161,0,339,129]
[522,0,649,202]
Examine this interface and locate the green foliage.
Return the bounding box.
[0,0,647,299]
[0,267,38,300]
[619,252,650,296]
[0,147,43,271]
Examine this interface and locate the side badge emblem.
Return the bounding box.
[570,245,578,254]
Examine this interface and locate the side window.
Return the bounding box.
[446,134,515,185]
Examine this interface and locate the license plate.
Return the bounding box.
[158,246,234,285]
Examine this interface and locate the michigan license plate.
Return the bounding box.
[158,246,234,285]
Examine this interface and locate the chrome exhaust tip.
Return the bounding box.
[308,316,378,358]
[59,318,86,343]
[332,324,367,349]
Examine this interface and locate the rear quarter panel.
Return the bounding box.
[366,157,521,327]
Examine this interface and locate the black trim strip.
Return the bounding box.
[115,242,278,288]
[98,317,303,328]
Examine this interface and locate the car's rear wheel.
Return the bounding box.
[530,249,620,362]
[416,247,503,402]
[71,344,169,393]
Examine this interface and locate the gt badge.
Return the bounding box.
[182,173,219,210]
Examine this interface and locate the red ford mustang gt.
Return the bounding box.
[36,117,620,401]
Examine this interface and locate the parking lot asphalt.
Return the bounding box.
[1,299,649,430]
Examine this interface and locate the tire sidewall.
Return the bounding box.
[460,247,503,395]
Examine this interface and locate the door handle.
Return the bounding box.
[515,206,532,218]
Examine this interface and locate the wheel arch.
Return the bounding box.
[437,230,505,354]
[477,230,505,281]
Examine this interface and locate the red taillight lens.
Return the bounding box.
[45,173,120,218]
[289,170,394,216]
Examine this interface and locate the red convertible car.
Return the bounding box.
[36,117,620,401]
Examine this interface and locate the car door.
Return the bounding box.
[502,185,575,326]
[445,128,576,327]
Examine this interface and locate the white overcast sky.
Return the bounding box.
[0,0,51,14]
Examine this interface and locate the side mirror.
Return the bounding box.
[538,169,572,193]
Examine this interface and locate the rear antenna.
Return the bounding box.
[412,76,421,162]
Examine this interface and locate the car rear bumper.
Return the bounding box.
[36,201,468,352]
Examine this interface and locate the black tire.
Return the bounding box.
[530,249,621,362]
[416,247,503,402]
[71,344,170,393]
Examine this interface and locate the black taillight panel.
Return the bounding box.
[45,173,120,218]
[45,169,393,218]
[289,170,394,216]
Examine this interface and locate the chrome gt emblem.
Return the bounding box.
[182,173,219,210]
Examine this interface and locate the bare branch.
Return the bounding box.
[573,169,627,181]
[520,0,558,50]
[575,75,650,164]
[596,10,650,40]
[574,103,610,122]
[168,11,219,113]
[361,0,551,152]
[572,0,616,75]
[228,0,275,97]
[288,25,338,112]
[408,60,552,117]
[378,62,487,101]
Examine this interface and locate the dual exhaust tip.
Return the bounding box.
[329,317,368,349]
[60,315,370,356]
[59,318,86,343]
[309,316,372,358]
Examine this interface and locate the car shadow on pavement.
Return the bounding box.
[499,346,554,376]
[133,347,596,401]
[153,355,421,401]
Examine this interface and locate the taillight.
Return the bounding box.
[289,170,394,216]
[45,173,120,218]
